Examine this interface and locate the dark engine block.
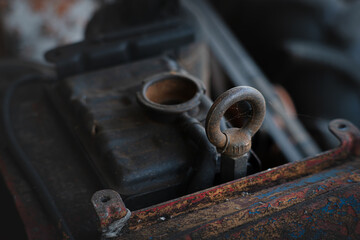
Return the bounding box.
[51,57,211,209]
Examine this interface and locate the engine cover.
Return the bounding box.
[50,57,209,209]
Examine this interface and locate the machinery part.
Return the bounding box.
[49,56,214,210]
[137,72,216,193]
[137,72,205,114]
[206,86,265,157]
[220,153,249,182]
[116,119,360,239]
[182,0,321,161]
[45,19,194,79]
[2,73,74,239]
[177,113,217,193]
[91,189,131,239]
[206,86,265,181]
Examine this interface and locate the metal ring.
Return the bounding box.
[205,86,266,156]
[137,72,205,114]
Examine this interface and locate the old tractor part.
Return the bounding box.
[116,119,360,239]
[137,72,205,115]
[137,71,217,193]
[48,57,215,211]
[206,86,266,181]
[91,189,131,239]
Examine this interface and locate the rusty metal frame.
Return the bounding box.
[0,95,359,239]
[119,119,360,239]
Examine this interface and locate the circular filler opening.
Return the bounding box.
[145,77,198,105]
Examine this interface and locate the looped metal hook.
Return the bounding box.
[205,86,266,157]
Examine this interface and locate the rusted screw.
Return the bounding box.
[205,86,265,180]
[91,189,131,238]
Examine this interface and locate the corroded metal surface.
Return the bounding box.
[205,86,266,157]
[205,86,266,181]
[91,190,127,229]
[91,189,131,238]
[118,119,360,239]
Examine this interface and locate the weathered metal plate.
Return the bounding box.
[118,119,360,239]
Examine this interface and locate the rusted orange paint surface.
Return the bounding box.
[119,120,360,239]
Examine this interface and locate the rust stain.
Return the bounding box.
[116,120,360,239]
[191,183,360,239]
[130,148,349,230]
[126,168,360,234]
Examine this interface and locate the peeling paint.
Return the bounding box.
[118,120,360,239]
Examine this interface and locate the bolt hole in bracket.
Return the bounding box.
[89,103,360,239]
[329,119,360,157]
[206,86,266,181]
[91,190,131,239]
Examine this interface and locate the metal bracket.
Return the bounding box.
[91,189,131,239]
